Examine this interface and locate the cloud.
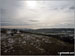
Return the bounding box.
[0,0,75,29]
[69,6,75,10]
[29,20,39,22]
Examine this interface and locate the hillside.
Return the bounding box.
[1,28,74,55]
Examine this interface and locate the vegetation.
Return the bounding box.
[1,28,74,55]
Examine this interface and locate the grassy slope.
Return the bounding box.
[1,33,74,55]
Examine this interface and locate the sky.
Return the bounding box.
[0,0,75,29]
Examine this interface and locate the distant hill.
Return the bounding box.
[1,28,74,34]
[35,28,74,33]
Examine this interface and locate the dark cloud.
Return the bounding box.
[51,23,74,28]
[69,6,75,10]
[1,22,31,26]
[29,20,39,22]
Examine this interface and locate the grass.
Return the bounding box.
[1,32,74,55]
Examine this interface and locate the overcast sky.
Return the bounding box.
[0,0,75,29]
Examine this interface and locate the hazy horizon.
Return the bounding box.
[0,26,74,29]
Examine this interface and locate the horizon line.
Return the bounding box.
[0,26,74,29]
